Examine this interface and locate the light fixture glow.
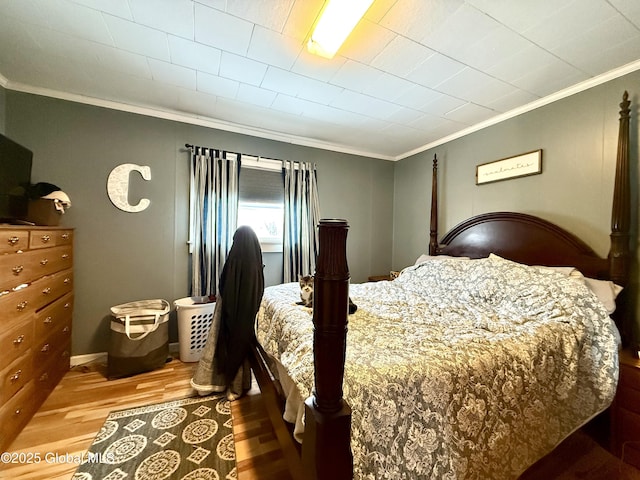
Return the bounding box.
[307,0,375,59]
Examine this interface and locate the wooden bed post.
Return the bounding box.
[609,91,632,344]
[609,91,631,288]
[429,154,439,255]
[302,219,353,480]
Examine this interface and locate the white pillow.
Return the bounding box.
[489,255,623,314]
[514,261,622,314]
[414,254,470,265]
[545,267,622,314]
[583,277,623,314]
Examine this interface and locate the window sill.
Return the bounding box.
[261,242,283,253]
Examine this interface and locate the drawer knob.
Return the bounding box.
[64,302,71,309]
[41,344,51,353]
[8,236,20,246]
[44,316,53,324]
[40,258,49,266]
[10,370,22,382]
[14,408,22,416]
[62,254,70,260]
[61,233,70,240]
[42,287,52,295]
[64,278,71,284]
[16,301,28,311]
[41,235,51,243]
[12,265,24,275]
[13,335,25,345]
[63,326,70,334]
[39,373,49,382]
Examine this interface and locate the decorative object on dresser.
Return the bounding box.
[0,226,73,452]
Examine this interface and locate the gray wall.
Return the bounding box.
[393,71,640,341]
[0,84,5,133]
[7,69,638,355]
[5,91,394,355]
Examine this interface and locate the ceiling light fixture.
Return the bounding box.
[307,0,375,59]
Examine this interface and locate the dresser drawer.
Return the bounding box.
[0,285,37,324]
[33,318,71,369]
[621,440,640,469]
[33,269,73,311]
[30,245,73,279]
[0,269,73,319]
[617,378,640,415]
[0,380,37,452]
[34,293,73,339]
[54,230,73,246]
[0,246,73,291]
[618,406,640,447]
[620,363,640,391]
[1,352,33,403]
[28,229,73,249]
[0,230,29,254]
[35,345,70,396]
[0,317,33,367]
[0,251,35,291]
[29,268,74,313]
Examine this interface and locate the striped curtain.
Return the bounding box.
[283,160,320,283]
[189,147,240,296]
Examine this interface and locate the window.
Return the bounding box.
[237,202,283,248]
[237,160,284,252]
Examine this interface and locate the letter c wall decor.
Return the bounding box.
[107,163,151,212]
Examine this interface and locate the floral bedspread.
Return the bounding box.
[256,256,619,479]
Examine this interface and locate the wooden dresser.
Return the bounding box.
[0,225,73,452]
[611,348,640,468]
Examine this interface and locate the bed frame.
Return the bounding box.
[250,92,632,480]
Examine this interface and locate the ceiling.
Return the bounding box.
[1,0,639,160]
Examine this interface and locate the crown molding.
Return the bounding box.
[4,81,395,161]
[396,59,640,161]
[4,58,640,163]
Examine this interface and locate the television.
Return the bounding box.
[0,133,33,223]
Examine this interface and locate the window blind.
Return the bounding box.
[239,167,284,205]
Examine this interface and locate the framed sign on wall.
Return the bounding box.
[476,150,542,185]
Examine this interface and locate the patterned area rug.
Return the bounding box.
[72,395,236,480]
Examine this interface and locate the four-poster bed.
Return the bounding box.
[250,91,633,479]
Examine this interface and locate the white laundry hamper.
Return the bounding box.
[175,296,215,362]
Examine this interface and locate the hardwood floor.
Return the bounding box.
[0,356,290,480]
[2,355,639,480]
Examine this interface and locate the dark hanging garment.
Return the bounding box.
[217,225,264,381]
[191,226,264,399]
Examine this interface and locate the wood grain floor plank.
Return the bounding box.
[0,357,290,480]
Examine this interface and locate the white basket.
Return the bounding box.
[175,297,215,362]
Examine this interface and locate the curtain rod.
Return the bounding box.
[185,143,286,164]
[185,143,288,171]
[185,144,317,171]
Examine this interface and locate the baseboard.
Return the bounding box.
[70,342,180,366]
[70,351,106,366]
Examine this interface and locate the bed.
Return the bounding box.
[250,92,632,480]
